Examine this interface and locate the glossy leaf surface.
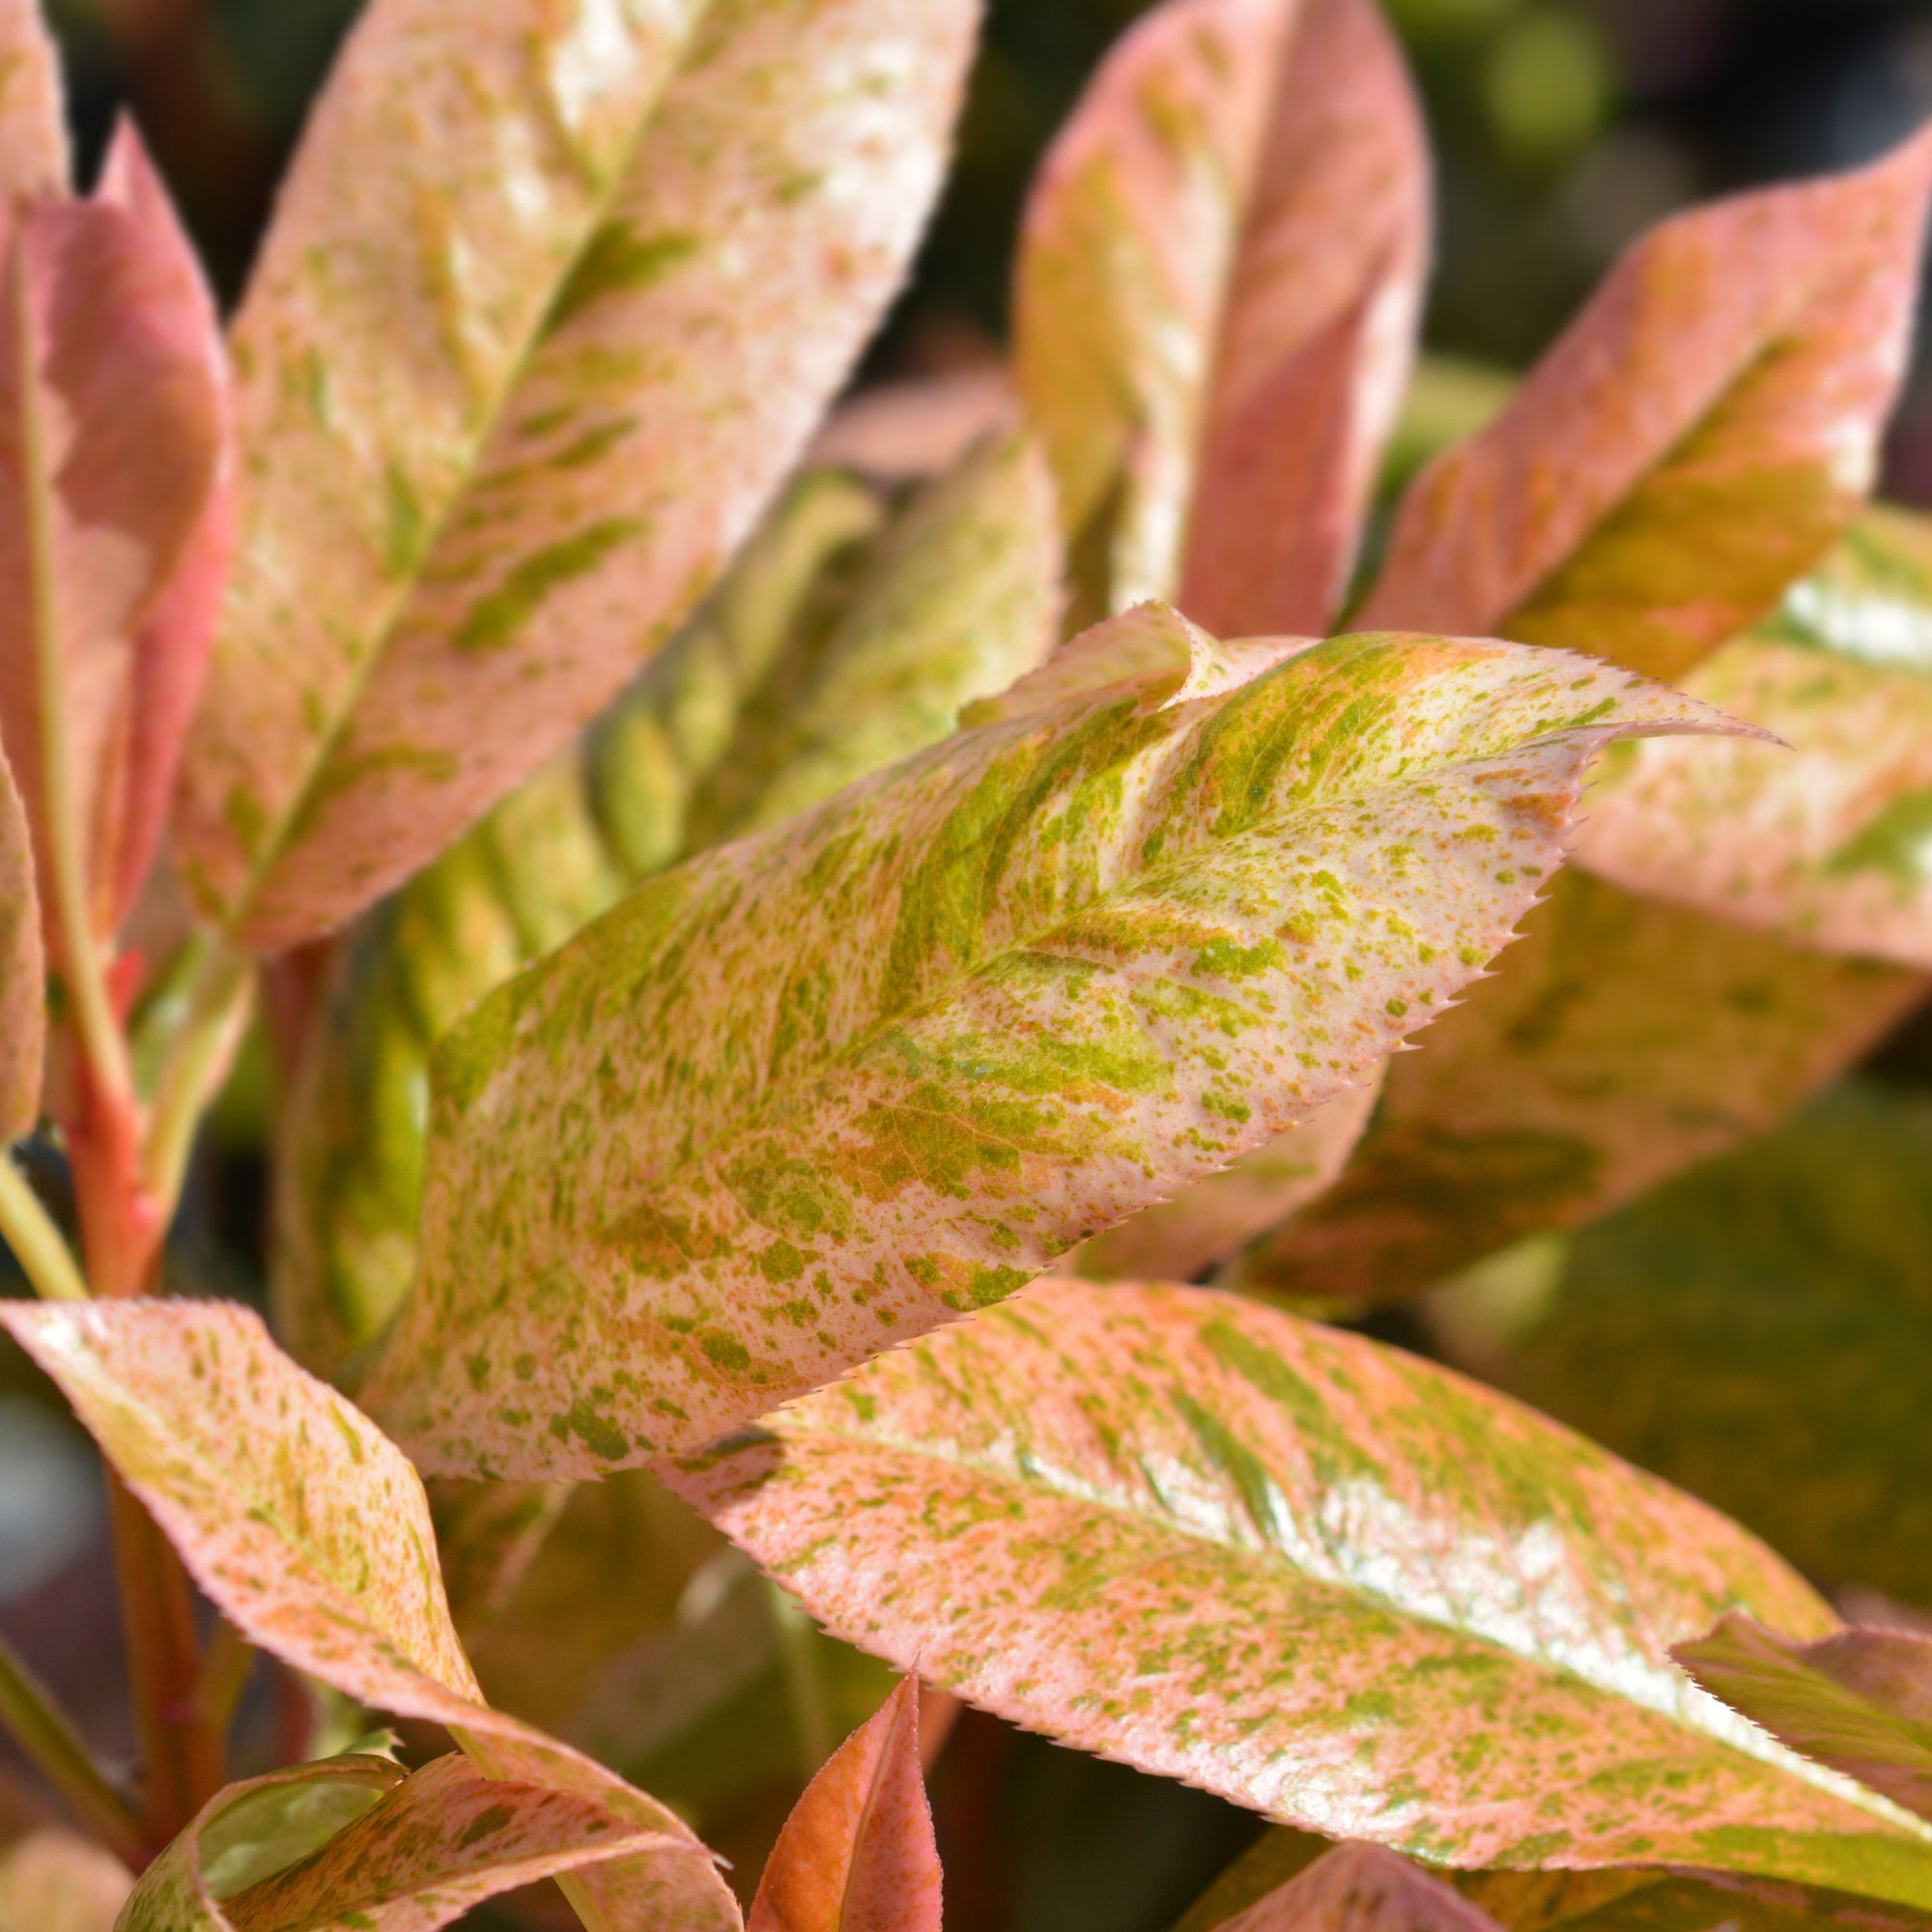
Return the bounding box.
[748,1678,939,1932]
[1426,1081,1932,1610]
[1205,1844,1508,1932]
[0,1301,740,1932]
[0,741,40,1140]
[0,0,68,199]
[1677,1615,1932,1822]
[1360,128,1932,682]
[178,0,979,951]
[1229,871,1925,1304]
[365,610,1734,1477]
[671,1279,1932,1895]
[1016,0,1426,632]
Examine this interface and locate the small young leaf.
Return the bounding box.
[670,1279,1932,1898]
[1227,871,1925,1304]
[0,0,69,200]
[0,740,42,1141]
[748,1677,940,1932]
[1202,1844,1508,1932]
[1360,127,1932,682]
[364,611,1740,1479]
[176,0,980,952]
[0,1775,129,1932]
[0,1301,741,1932]
[1676,1615,1932,1823]
[1016,0,1427,632]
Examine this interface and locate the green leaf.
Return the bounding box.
[274,436,1056,1381]
[0,1300,740,1932]
[1676,1615,1932,1824]
[1360,128,1932,682]
[0,741,41,1142]
[1225,871,1925,1305]
[668,1279,1932,1898]
[1425,1081,1932,1609]
[174,0,980,952]
[1016,0,1428,634]
[362,608,1735,1477]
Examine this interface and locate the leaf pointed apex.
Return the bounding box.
[0,0,70,201]
[1209,1842,1510,1932]
[749,1676,941,1932]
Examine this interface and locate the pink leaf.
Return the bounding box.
[0,0,70,202]
[1206,1844,1509,1932]
[749,1678,942,1932]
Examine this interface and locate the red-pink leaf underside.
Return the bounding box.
[0,177,225,955]
[0,1301,741,1932]
[121,1752,689,1932]
[1676,1614,1932,1824]
[749,1678,941,1932]
[0,0,69,200]
[177,0,979,952]
[0,741,41,1141]
[1211,1844,1509,1932]
[1015,0,1426,633]
[669,1280,1932,1901]
[1358,125,1932,683]
[362,609,1744,1480]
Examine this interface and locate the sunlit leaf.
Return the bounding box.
[176,0,980,952]
[1198,1843,1508,1932]
[0,0,69,200]
[748,1677,940,1932]
[1015,0,1426,632]
[0,1301,741,1932]
[1425,1081,1932,1611]
[1676,1615,1932,1823]
[361,608,1736,1478]
[671,1278,1932,1898]
[0,740,41,1141]
[1226,871,1925,1304]
[1360,127,1932,682]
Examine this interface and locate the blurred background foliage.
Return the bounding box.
[11,3,1932,1927]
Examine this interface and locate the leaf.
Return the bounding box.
[669,1279,1932,1898]
[1065,1076,1380,1281]
[120,1751,690,1932]
[175,0,980,953]
[0,0,69,201]
[0,738,41,1141]
[0,1300,742,1932]
[1425,1081,1932,1611]
[1577,507,1932,967]
[0,1773,129,1932]
[1015,0,1427,632]
[274,437,1055,1381]
[1226,870,1926,1305]
[1359,126,1932,683]
[1675,1616,1932,1824]
[361,609,1738,1478]
[748,1677,940,1932]
[0,143,227,956]
[1199,1844,1508,1932]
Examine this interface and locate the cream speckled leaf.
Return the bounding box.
[177,0,979,952]
[1065,1076,1379,1282]
[0,741,41,1141]
[1676,1615,1932,1824]
[1205,1845,1508,1932]
[1577,508,1932,966]
[1015,0,1426,633]
[275,438,1055,1383]
[748,1678,939,1932]
[0,0,68,200]
[362,608,1739,1479]
[1359,128,1932,683]
[669,1279,1932,1897]
[1227,870,1926,1305]
[0,1301,740,1932]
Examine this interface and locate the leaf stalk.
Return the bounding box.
[0,1154,87,1300]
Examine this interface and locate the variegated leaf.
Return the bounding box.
[361,607,1738,1478]
[0,1301,741,1932]
[1359,127,1932,683]
[1676,1615,1932,1823]
[1226,871,1925,1305]
[0,0,68,201]
[121,1752,686,1932]
[1202,1844,1508,1932]
[1015,0,1426,632]
[1577,507,1932,966]
[748,1677,940,1932]
[0,739,41,1141]
[670,1279,1932,1897]
[1065,1076,1379,1282]
[177,0,979,952]
[275,436,1055,1382]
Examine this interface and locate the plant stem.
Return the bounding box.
[767,1577,835,1781]
[143,939,251,1211]
[0,1155,87,1301]
[0,1627,147,1870]
[191,1617,255,1745]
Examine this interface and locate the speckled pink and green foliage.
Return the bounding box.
[176,0,980,952]
[363,606,1736,1478]
[672,1281,1932,1898]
